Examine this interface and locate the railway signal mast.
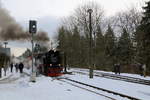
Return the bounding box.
[29,20,37,82]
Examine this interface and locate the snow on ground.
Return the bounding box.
[0,68,12,81]
[0,68,150,100]
[66,72,150,100]
[0,68,109,100]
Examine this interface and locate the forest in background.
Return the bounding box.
[56,1,150,75]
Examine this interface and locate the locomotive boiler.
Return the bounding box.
[38,49,63,77]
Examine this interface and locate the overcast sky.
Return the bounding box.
[1,0,147,19]
[1,0,148,35]
[0,0,148,57]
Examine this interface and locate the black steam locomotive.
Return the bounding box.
[38,49,63,77]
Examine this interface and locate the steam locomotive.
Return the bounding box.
[38,49,63,77]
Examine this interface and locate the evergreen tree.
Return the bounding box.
[80,36,89,67]
[57,26,74,67]
[63,29,72,67]
[95,26,105,70]
[136,1,150,73]
[57,26,66,51]
[104,25,116,70]
[117,28,133,64]
[71,26,81,66]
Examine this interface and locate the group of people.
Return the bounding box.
[113,63,147,77]
[10,62,24,73]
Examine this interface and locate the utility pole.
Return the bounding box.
[93,32,96,70]
[29,20,37,82]
[87,9,93,78]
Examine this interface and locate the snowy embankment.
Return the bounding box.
[0,68,150,100]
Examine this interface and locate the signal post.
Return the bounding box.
[29,20,37,82]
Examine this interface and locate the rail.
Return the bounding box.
[61,78,140,100]
[73,70,150,85]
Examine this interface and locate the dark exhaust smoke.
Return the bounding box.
[35,31,50,41]
[0,5,49,42]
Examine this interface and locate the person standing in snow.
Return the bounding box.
[116,63,121,74]
[19,62,24,73]
[114,63,121,74]
[114,64,117,74]
[138,63,143,76]
[142,64,146,77]
[10,63,13,73]
[15,63,19,72]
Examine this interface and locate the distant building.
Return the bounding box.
[0,48,11,57]
[0,48,11,68]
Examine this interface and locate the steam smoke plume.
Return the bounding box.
[0,5,49,42]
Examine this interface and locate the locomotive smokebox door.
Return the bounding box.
[29,20,37,33]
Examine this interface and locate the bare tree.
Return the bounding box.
[62,2,104,36]
[114,8,142,34]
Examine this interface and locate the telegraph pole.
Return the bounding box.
[87,9,93,78]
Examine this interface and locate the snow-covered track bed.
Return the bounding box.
[59,78,140,100]
[73,70,150,85]
[95,71,150,85]
[59,79,116,100]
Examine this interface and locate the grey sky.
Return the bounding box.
[1,0,147,19]
[1,0,148,34]
[0,0,148,56]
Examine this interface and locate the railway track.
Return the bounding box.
[59,79,116,100]
[95,71,150,85]
[73,70,150,85]
[58,77,140,100]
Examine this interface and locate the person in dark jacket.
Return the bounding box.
[19,62,24,73]
[116,64,121,74]
[10,63,13,73]
[114,64,117,74]
[15,63,19,72]
[138,63,143,76]
[114,63,121,74]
